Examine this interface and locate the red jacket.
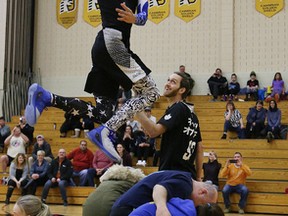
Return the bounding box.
[67,147,94,171]
[92,150,113,170]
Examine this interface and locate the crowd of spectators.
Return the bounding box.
[1,67,287,215]
[221,99,285,142]
[207,69,287,103]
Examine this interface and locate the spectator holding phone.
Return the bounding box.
[220,152,252,214]
[202,151,221,189]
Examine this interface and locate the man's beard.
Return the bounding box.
[164,88,180,98]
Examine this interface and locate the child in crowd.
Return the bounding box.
[228,73,240,101]
[265,72,285,103]
[245,71,259,101]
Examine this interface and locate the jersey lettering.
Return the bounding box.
[182,140,196,160]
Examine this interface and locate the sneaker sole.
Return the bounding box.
[25,83,40,126]
[87,128,121,163]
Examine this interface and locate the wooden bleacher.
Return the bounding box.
[1,95,288,214]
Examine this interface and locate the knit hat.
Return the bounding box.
[36,134,44,139]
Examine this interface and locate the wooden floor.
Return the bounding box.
[0,202,283,216]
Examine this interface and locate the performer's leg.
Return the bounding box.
[106,75,160,131]
[87,75,159,163]
[25,83,115,126]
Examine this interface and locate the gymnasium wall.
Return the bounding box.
[33,0,288,97]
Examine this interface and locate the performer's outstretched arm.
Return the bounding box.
[115,0,148,25]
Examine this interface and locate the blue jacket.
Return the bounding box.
[267,109,281,128]
[246,107,266,124]
[30,159,49,179]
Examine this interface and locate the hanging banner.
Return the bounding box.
[83,0,102,27]
[174,0,201,23]
[256,0,284,18]
[148,0,170,24]
[56,0,78,29]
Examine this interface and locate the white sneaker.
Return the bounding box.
[142,160,146,167]
[136,160,142,166]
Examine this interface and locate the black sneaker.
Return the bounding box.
[5,198,10,205]
[221,134,227,139]
[63,200,68,206]
[267,132,274,143]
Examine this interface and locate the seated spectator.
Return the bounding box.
[179,65,186,73]
[246,100,266,138]
[116,143,132,166]
[82,116,95,138]
[266,100,281,142]
[135,130,155,166]
[245,71,259,101]
[207,68,228,101]
[110,170,218,216]
[0,116,11,153]
[28,134,54,168]
[228,73,240,101]
[28,150,49,195]
[82,165,145,216]
[127,118,142,132]
[221,152,251,214]
[19,116,34,145]
[60,110,82,138]
[202,151,221,189]
[179,65,195,95]
[130,198,224,216]
[87,149,114,186]
[144,107,156,123]
[41,148,73,206]
[13,195,51,216]
[67,140,94,186]
[221,101,245,139]
[5,153,29,204]
[117,125,136,154]
[265,72,285,103]
[0,126,29,173]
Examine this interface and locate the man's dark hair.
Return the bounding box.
[174,72,194,99]
[80,140,87,145]
[197,203,224,216]
[0,116,5,121]
[255,100,264,106]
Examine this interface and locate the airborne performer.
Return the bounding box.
[25,0,160,163]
